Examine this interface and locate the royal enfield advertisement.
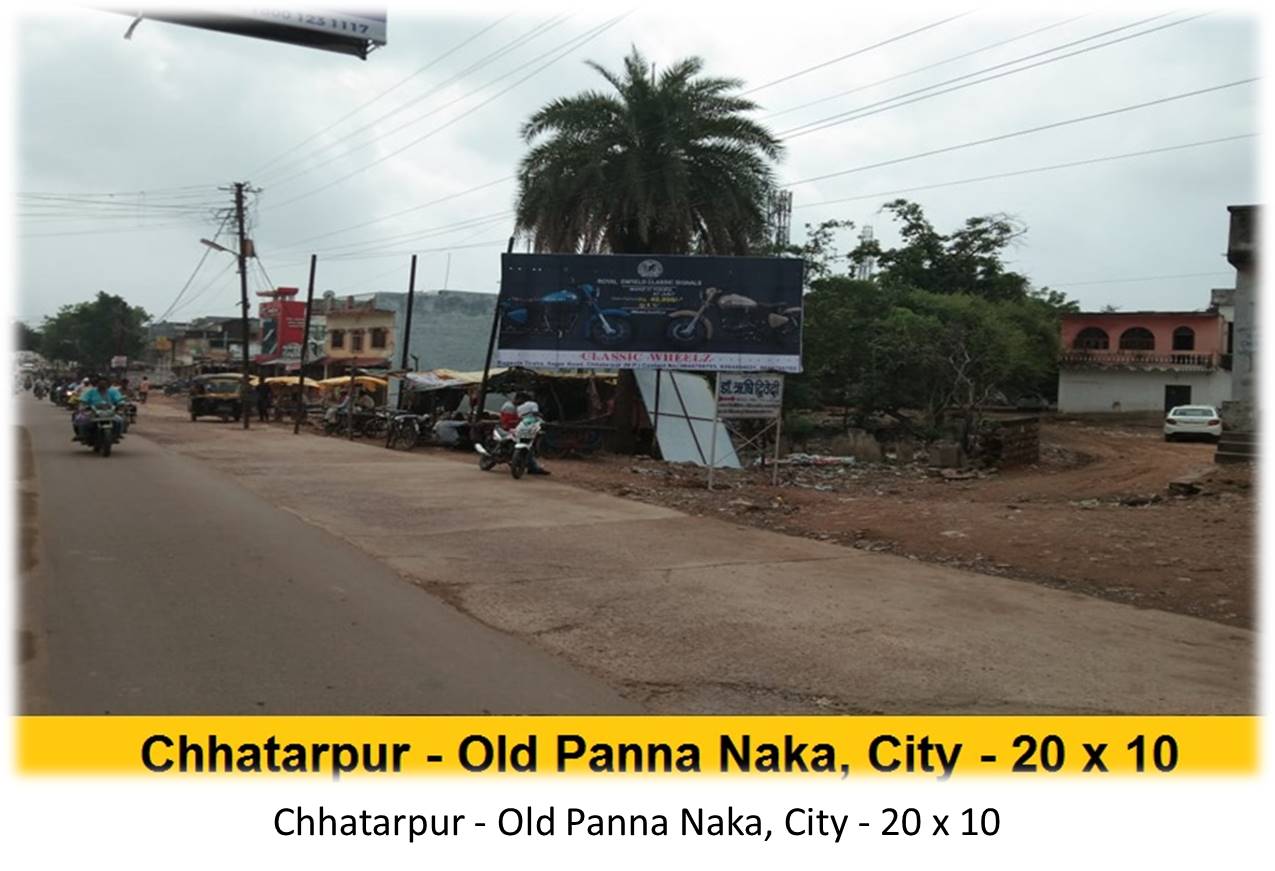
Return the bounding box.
[495,253,805,373]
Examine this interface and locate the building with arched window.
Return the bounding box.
[1057,307,1233,413]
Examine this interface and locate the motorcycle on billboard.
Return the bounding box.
[494,253,804,373]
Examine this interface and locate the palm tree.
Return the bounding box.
[515,47,783,256]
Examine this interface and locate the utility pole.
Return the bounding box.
[234,181,252,430]
[295,254,318,435]
[397,254,418,410]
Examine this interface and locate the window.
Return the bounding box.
[370,328,388,349]
[1172,326,1195,351]
[1118,327,1155,351]
[330,329,345,349]
[351,330,364,352]
[1072,326,1109,350]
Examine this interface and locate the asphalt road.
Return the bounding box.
[17,396,638,714]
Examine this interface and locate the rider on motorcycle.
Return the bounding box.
[515,400,550,476]
[73,376,125,442]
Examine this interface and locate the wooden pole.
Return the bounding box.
[476,238,514,424]
[294,254,317,435]
[397,254,418,411]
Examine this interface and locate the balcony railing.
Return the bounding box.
[1060,350,1218,370]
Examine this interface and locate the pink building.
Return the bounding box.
[1057,309,1233,413]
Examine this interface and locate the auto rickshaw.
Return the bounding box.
[188,373,256,422]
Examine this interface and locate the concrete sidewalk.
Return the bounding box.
[143,405,1254,714]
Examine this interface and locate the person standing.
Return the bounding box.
[257,383,272,422]
[138,376,150,404]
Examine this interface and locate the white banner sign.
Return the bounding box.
[715,372,784,419]
[494,349,801,374]
[110,355,128,369]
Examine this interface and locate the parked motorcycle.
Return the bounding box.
[500,283,633,348]
[665,286,802,348]
[386,410,434,451]
[77,404,122,457]
[509,416,544,479]
[474,425,516,471]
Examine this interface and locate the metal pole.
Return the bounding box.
[772,414,782,486]
[651,369,662,457]
[234,181,251,430]
[707,374,719,490]
[347,366,356,441]
[294,254,317,435]
[398,255,418,410]
[475,239,514,422]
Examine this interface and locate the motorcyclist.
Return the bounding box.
[515,400,549,476]
[73,376,125,442]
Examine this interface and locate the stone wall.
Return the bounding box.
[980,416,1040,468]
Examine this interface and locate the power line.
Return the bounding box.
[761,14,1090,122]
[155,213,233,321]
[168,259,236,319]
[778,12,1199,140]
[741,12,974,96]
[263,12,632,212]
[1052,271,1234,288]
[791,134,1257,210]
[280,210,515,258]
[250,14,515,178]
[268,174,516,251]
[258,15,570,187]
[783,77,1259,188]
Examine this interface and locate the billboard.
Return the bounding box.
[495,253,804,373]
[259,298,308,359]
[137,10,387,59]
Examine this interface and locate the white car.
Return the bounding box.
[1164,405,1222,442]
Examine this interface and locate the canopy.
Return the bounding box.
[316,375,388,390]
[263,376,322,388]
[403,368,505,391]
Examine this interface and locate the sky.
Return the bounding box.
[8,0,1264,326]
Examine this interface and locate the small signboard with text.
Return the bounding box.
[715,372,784,419]
[110,355,128,369]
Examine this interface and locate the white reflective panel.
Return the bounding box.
[635,370,740,468]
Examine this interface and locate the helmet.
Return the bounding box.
[517,401,539,417]
[500,401,516,413]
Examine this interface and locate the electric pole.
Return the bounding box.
[234,182,252,430]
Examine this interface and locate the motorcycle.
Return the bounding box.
[500,283,633,348]
[474,425,516,471]
[509,416,544,479]
[665,286,802,349]
[122,400,138,426]
[33,384,47,400]
[77,403,122,457]
[386,410,434,451]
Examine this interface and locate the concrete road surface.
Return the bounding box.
[18,395,1254,714]
[17,397,638,714]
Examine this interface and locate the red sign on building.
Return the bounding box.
[258,288,308,360]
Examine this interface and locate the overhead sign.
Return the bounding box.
[136,9,388,59]
[715,372,784,419]
[259,298,309,358]
[496,253,804,373]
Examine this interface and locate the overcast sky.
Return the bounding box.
[9,1,1263,326]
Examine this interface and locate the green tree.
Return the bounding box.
[849,199,1035,302]
[39,292,150,370]
[515,47,783,255]
[14,321,42,353]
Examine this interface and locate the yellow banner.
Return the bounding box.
[16,716,1258,778]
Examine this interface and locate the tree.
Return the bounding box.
[515,47,783,255]
[39,292,150,370]
[849,199,1035,302]
[14,321,42,353]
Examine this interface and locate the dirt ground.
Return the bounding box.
[531,420,1257,630]
[139,397,1255,629]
